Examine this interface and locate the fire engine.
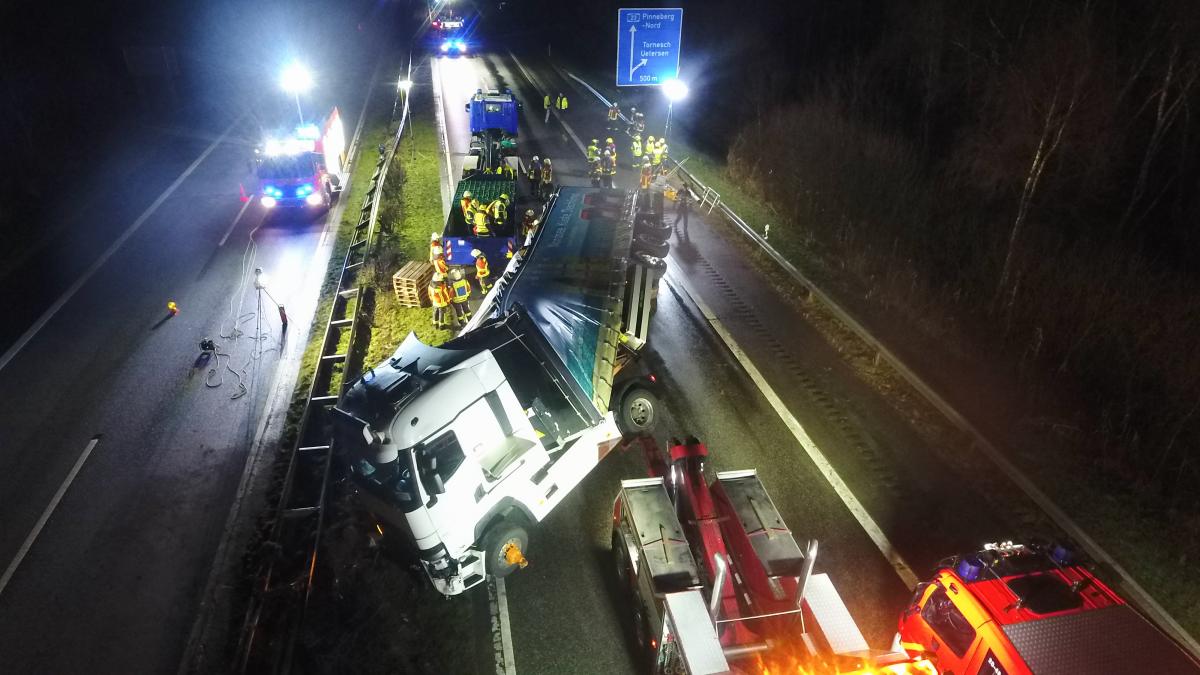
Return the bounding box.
[255,108,346,211]
[897,541,1200,674]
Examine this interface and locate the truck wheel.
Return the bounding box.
[633,236,669,259]
[616,387,659,436]
[633,252,667,272]
[635,219,671,241]
[483,521,529,578]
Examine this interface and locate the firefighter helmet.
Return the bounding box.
[605,137,614,144]
[544,157,552,165]
[532,155,539,162]
[432,272,445,282]
[591,138,598,145]
[449,267,465,281]
[471,249,483,258]
[500,193,509,202]
[647,136,655,143]
[526,209,534,216]
[463,190,472,198]
[430,232,440,241]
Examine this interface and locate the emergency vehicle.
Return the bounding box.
[612,436,936,674]
[335,187,669,596]
[897,541,1200,674]
[255,108,346,210]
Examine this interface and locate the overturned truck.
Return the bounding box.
[335,187,669,595]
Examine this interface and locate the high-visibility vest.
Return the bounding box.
[608,106,619,121]
[489,200,507,225]
[429,283,451,307]
[502,164,516,180]
[631,139,642,158]
[586,144,599,162]
[543,94,550,109]
[460,197,473,217]
[541,166,553,184]
[433,256,449,275]
[472,209,491,236]
[475,256,490,279]
[640,166,652,189]
[556,95,568,110]
[451,277,471,302]
[651,147,663,166]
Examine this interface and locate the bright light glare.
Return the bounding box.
[398,78,414,92]
[280,63,313,94]
[662,78,689,102]
[305,192,324,206]
[261,196,277,208]
[440,42,450,52]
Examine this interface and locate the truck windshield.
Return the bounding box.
[258,153,315,180]
[353,448,421,513]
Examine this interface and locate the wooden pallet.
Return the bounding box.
[393,260,434,308]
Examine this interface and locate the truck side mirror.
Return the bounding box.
[464,103,470,113]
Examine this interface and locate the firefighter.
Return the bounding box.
[428,273,452,329]
[650,140,663,172]
[639,159,653,191]
[586,139,600,163]
[542,93,551,123]
[605,136,617,157]
[658,139,670,175]
[489,193,510,229]
[429,232,442,263]
[501,160,516,180]
[603,150,617,189]
[589,158,603,187]
[528,156,542,199]
[459,190,474,219]
[630,134,643,167]
[675,181,693,237]
[472,249,492,292]
[472,203,491,236]
[449,267,472,322]
[540,158,554,198]
[521,209,538,239]
[607,102,620,131]
[630,107,645,135]
[555,92,568,111]
[432,246,449,276]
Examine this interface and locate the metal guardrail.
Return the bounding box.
[559,66,1200,658]
[233,62,413,674]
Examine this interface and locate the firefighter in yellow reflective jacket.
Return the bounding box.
[555,93,568,111]
[472,204,491,236]
[657,139,670,175]
[428,272,452,329]
[449,267,472,322]
[602,150,617,189]
[472,248,491,292]
[630,134,643,167]
[459,190,474,219]
[488,194,510,229]
[607,102,620,131]
[650,140,663,171]
[587,139,600,163]
[639,159,653,191]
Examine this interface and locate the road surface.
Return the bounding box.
[420,48,1026,675]
[0,7,383,673]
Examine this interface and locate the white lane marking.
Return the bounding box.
[219,197,255,247]
[430,57,455,217]
[488,578,517,675]
[667,272,920,590]
[0,119,241,376]
[0,435,102,597]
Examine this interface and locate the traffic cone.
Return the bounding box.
[167,301,179,317]
[239,183,249,203]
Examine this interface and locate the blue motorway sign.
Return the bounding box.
[616,8,683,87]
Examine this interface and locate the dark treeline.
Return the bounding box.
[512,0,1200,523]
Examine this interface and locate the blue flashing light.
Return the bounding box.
[440,41,450,52]
[455,40,466,49]
[295,183,315,198]
[264,185,284,198]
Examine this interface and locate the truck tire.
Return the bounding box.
[633,236,669,259]
[633,252,667,272]
[616,387,659,436]
[483,521,529,578]
[635,219,671,241]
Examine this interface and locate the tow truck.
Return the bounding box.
[335,186,671,595]
[612,436,1200,674]
[897,541,1200,674]
[613,436,936,674]
[255,108,346,211]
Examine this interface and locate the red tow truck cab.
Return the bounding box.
[898,541,1200,674]
[255,108,346,211]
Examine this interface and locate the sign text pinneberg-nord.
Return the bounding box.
[616,8,683,87]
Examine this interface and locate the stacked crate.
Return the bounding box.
[392,260,434,307]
